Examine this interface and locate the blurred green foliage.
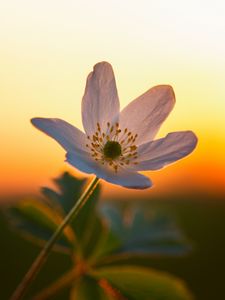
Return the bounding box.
[1,172,225,299]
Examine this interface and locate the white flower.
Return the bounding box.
[31,62,197,189]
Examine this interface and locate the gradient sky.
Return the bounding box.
[1,0,225,197]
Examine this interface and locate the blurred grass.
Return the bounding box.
[0,193,225,300]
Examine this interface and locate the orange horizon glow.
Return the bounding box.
[1,130,225,199]
[1,1,225,199]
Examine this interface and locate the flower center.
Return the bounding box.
[86,122,139,173]
[103,141,122,159]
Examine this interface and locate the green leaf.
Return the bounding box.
[7,198,75,248]
[92,229,122,261]
[6,172,100,252]
[93,266,194,300]
[101,204,191,257]
[41,172,87,214]
[42,172,105,259]
[70,276,109,300]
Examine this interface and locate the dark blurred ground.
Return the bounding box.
[0,193,225,300]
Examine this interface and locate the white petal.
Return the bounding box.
[31,118,87,153]
[66,151,152,189]
[102,169,152,189]
[66,151,103,174]
[131,131,198,171]
[82,62,120,136]
[119,85,175,145]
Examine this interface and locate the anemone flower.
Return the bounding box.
[31,62,197,189]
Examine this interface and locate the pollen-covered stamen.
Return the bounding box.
[118,130,139,166]
[86,122,139,172]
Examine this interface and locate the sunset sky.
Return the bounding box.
[1,0,225,198]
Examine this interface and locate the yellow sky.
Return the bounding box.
[1,0,225,197]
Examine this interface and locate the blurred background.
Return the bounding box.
[0,1,225,299]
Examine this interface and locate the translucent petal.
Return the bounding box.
[131,131,198,171]
[82,62,120,136]
[102,168,152,189]
[66,151,152,189]
[119,85,175,145]
[31,118,87,153]
[66,151,102,175]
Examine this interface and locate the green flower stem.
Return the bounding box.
[10,176,100,300]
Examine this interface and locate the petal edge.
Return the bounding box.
[131,131,198,171]
[82,62,120,136]
[31,118,87,153]
[119,85,175,145]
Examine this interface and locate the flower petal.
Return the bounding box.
[82,62,120,136]
[31,118,87,153]
[119,85,175,145]
[66,151,152,189]
[102,168,152,189]
[66,151,102,175]
[131,131,198,171]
